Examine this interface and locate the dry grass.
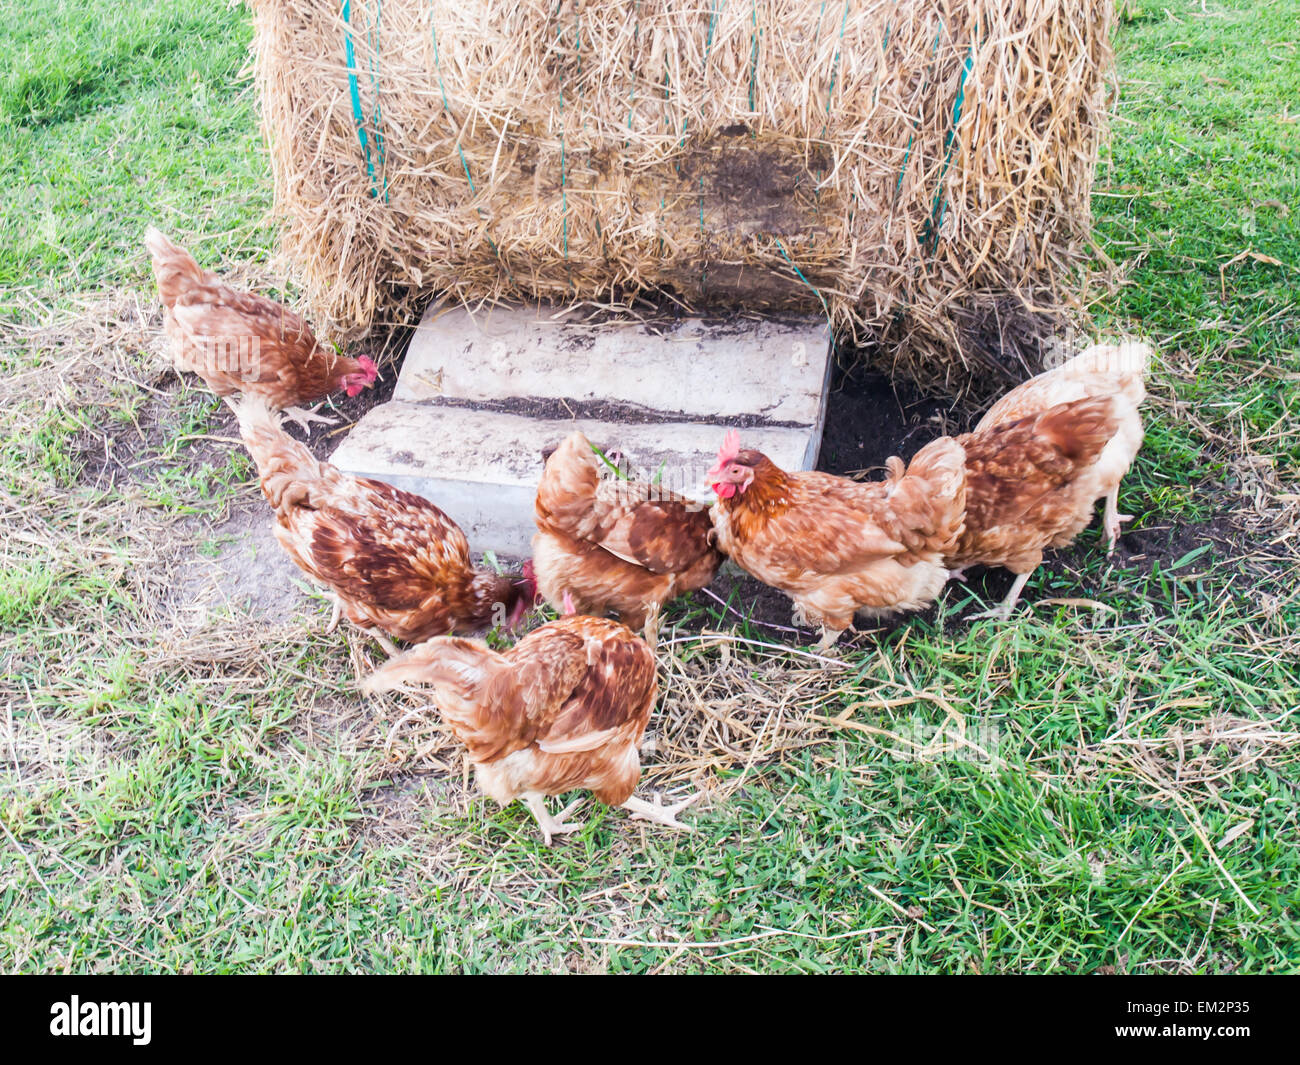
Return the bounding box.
[251,0,1115,398]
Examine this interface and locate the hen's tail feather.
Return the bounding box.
[360,636,504,702]
[1064,341,1151,379]
[1035,394,1120,466]
[535,431,600,538]
[1059,341,1152,408]
[233,395,321,511]
[887,435,968,551]
[144,226,204,299]
[233,395,287,470]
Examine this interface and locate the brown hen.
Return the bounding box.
[975,341,1150,553]
[946,394,1123,618]
[532,431,722,634]
[146,227,376,429]
[235,397,532,648]
[708,431,967,648]
[361,615,698,844]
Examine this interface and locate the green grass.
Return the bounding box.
[0,0,269,299]
[1093,0,1300,482]
[1,0,1298,973]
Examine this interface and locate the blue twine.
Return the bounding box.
[924,41,975,250]
[341,0,379,199]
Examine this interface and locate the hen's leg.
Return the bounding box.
[968,571,1032,621]
[325,595,342,634]
[282,404,338,434]
[363,628,399,658]
[947,567,969,582]
[1103,489,1133,554]
[622,791,702,831]
[641,603,662,650]
[522,793,585,846]
[816,625,848,651]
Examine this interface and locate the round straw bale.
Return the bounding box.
[252,0,1114,398]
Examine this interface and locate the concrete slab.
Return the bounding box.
[396,303,833,428]
[331,402,814,558]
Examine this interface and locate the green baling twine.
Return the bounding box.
[337,4,974,294]
[924,42,974,252]
[341,0,380,199]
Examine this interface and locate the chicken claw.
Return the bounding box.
[282,403,338,435]
[967,572,1031,622]
[523,793,586,846]
[365,628,400,658]
[642,603,662,650]
[1103,490,1133,554]
[622,791,702,831]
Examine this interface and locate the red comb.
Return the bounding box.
[707,429,741,480]
[718,430,740,464]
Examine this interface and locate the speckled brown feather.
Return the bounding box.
[710,436,967,631]
[974,343,1149,533]
[361,615,657,806]
[236,398,517,642]
[533,431,721,625]
[146,228,370,407]
[947,395,1120,574]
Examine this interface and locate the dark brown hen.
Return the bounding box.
[235,397,532,647]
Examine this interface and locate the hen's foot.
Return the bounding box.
[816,624,854,651]
[364,628,399,658]
[640,604,662,649]
[947,567,969,582]
[1103,492,1134,555]
[523,794,585,847]
[967,572,1031,622]
[283,404,337,434]
[622,791,702,831]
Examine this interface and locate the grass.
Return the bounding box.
[1,0,1298,973]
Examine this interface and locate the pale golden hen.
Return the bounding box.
[975,341,1150,552]
[945,394,1125,618]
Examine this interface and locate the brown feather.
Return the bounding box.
[236,397,521,642]
[947,394,1120,574]
[362,615,657,806]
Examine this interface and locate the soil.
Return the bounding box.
[815,360,959,477]
[172,496,310,625]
